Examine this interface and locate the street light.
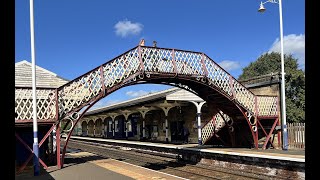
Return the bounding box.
[30,0,40,175]
[258,0,288,150]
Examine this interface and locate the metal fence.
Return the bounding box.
[287,123,305,149]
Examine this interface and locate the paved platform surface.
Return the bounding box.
[15,151,187,180]
[71,136,305,162]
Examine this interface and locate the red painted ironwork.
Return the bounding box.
[172,49,177,76]
[276,96,281,148]
[56,123,61,169]
[17,154,33,173]
[201,53,208,77]
[39,124,55,147]
[277,118,281,148]
[15,133,33,152]
[253,96,259,148]
[60,96,101,168]
[217,110,235,147]
[235,105,258,149]
[229,75,235,100]
[39,158,48,169]
[100,65,106,97]
[257,118,279,149]
[15,45,281,155]
[16,46,278,124]
[15,129,52,172]
[214,134,227,145]
[138,46,145,72]
[55,89,59,120]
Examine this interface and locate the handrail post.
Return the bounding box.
[138,46,145,73]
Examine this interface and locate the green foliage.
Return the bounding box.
[61,121,72,131]
[238,52,305,123]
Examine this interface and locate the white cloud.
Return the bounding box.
[126,90,156,98]
[269,34,305,69]
[114,20,143,38]
[218,60,241,71]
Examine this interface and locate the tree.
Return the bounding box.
[238,52,305,123]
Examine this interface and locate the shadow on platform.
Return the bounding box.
[15,153,107,180]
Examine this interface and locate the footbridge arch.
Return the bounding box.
[15,45,279,168]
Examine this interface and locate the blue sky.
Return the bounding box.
[15,0,305,109]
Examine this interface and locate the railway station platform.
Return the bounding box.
[15,148,187,180]
[69,135,305,179]
[70,136,305,162]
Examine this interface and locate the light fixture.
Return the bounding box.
[258,2,266,12]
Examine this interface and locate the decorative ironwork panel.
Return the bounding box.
[15,88,56,120]
[204,56,232,96]
[214,112,227,130]
[141,48,174,73]
[232,80,255,113]
[103,48,140,87]
[201,111,230,144]
[201,118,215,143]
[219,110,232,124]
[257,96,278,116]
[174,51,204,75]
[58,68,102,115]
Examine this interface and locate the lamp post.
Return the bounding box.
[258,0,288,150]
[30,0,40,175]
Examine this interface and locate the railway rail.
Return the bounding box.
[66,139,292,180]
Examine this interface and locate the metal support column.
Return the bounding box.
[93,122,96,137]
[142,120,145,139]
[121,110,131,139]
[138,106,151,140]
[86,124,89,137]
[56,123,61,169]
[190,101,206,145]
[165,116,168,143]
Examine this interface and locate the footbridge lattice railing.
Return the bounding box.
[15,46,278,122]
[15,87,58,121]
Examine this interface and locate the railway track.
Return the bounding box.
[66,139,289,180]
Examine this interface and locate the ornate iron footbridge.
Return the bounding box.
[15,45,280,169]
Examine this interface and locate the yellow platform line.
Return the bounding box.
[91,159,187,180]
